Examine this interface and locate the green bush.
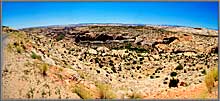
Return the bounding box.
[31,51,41,60]
[56,34,65,41]
[170,72,177,77]
[175,63,183,70]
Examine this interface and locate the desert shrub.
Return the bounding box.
[73,84,95,99]
[13,42,19,46]
[26,88,35,98]
[198,90,209,99]
[170,71,177,77]
[125,43,148,53]
[12,41,24,53]
[128,91,143,99]
[201,69,207,75]
[58,67,63,72]
[31,51,41,60]
[96,82,116,99]
[150,75,154,79]
[112,43,148,53]
[212,68,218,81]
[77,70,86,79]
[6,43,13,51]
[56,34,65,41]
[169,78,179,88]
[16,46,22,53]
[175,63,183,70]
[205,67,218,93]
[39,63,49,76]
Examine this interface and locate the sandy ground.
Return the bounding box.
[2,36,81,99]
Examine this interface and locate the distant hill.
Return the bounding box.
[17,23,217,31]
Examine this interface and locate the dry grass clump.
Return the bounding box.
[205,67,218,93]
[72,84,96,99]
[5,31,30,53]
[9,41,25,54]
[16,46,23,53]
[128,91,144,99]
[95,82,116,99]
[38,63,49,76]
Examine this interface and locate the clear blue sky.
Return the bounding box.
[2,2,218,30]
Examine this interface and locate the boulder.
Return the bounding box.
[184,52,196,56]
[111,49,128,57]
[134,37,143,45]
[155,44,170,52]
[88,48,98,55]
[162,37,179,44]
[206,46,218,54]
[97,46,110,52]
[85,32,96,39]
[152,55,160,60]
[42,56,56,65]
[115,34,125,40]
[181,34,192,41]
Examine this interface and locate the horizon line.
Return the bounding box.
[4,23,218,31]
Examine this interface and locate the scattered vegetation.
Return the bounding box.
[55,73,63,81]
[197,90,209,99]
[201,69,207,75]
[6,43,13,52]
[16,46,22,53]
[96,82,116,99]
[95,82,116,99]
[204,67,218,93]
[175,63,183,70]
[169,78,179,88]
[26,87,35,98]
[128,91,144,99]
[56,34,65,41]
[64,64,73,69]
[125,43,149,53]
[10,32,25,38]
[113,43,149,53]
[10,41,25,54]
[38,63,49,76]
[150,75,154,79]
[170,71,177,77]
[55,87,61,99]
[31,51,42,60]
[58,67,63,72]
[73,84,96,99]
[77,70,87,79]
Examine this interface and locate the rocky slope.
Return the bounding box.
[2,25,218,99]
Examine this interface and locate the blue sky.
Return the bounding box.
[2,2,218,29]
